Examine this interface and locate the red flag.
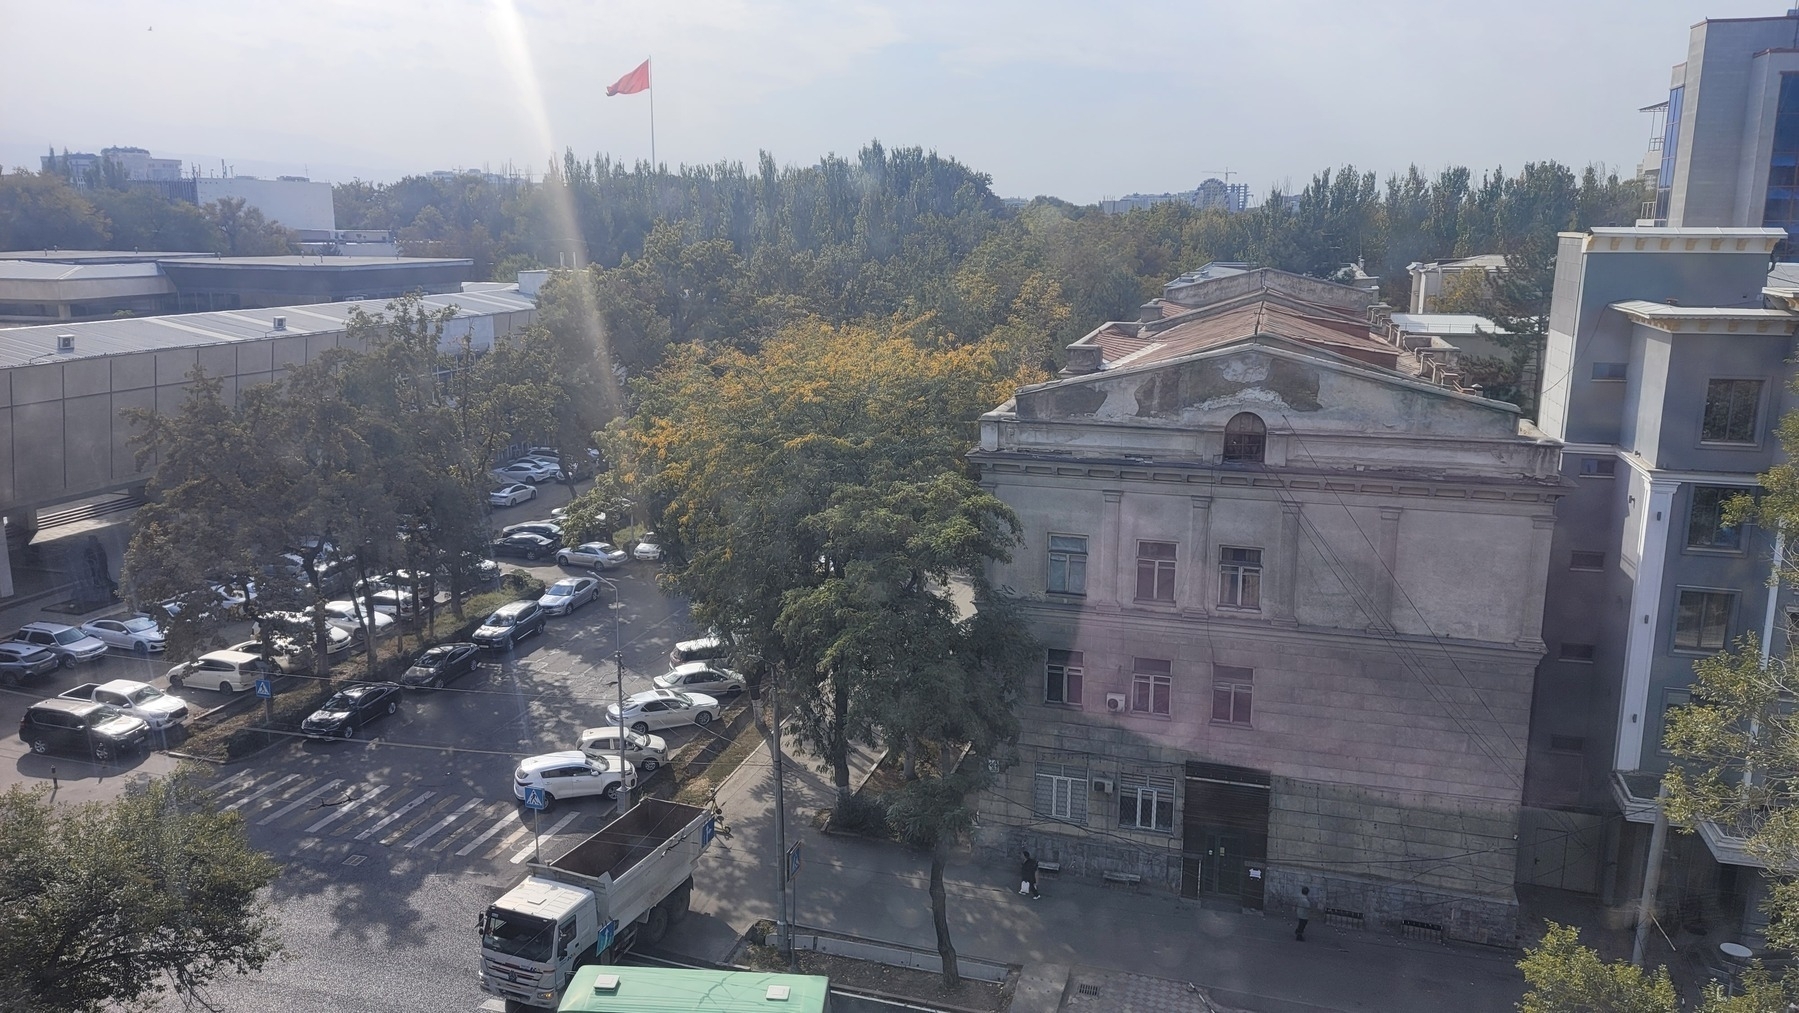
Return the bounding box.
[606,59,651,96]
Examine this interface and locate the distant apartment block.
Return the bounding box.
[40,145,335,232]
[1642,10,1799,245]
[41,146,180,186]
[1101,178,1250,215]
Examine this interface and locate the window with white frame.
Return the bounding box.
[1117,770,1176,832]
[1135,541,1177,602]
[1046,534,1087,595]
[1033,763,1088,823]
[1218,546,1263,609]
[1211,665,1253,725]
[1045,649,1083,706]
[1131,657,1172,716]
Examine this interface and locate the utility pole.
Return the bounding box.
[1632,783,1671,967]
[596,574,630,812]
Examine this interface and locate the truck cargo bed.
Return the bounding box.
[547,798,710,881]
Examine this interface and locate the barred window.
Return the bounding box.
[1033,763,1088,823]
[1117,770,1177,833]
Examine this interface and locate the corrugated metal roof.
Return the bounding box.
[1389,313,1509,336]
[0,260,167,281]
[0,287,534,368]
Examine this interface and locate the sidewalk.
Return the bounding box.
[663,736,1526,1013]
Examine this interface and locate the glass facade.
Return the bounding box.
[1765,75,1799,240]
[1655,84,1684,220]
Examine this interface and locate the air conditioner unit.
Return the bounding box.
[1105,692,1127,713]
[55,334,74,353]
[1092,778,1114,794]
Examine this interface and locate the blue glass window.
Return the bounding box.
[1765,75,1799,243]
[1655,85,1684,220]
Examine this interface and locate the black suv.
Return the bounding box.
[19,698,150,761]
[472,600,546,649]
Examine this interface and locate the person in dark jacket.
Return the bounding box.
[1020,850,1042,899]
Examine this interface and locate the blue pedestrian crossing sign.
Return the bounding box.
[595,918,618,954]
[254,678,274,699]
[522,786,548,811]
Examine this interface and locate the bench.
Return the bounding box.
[1102,871,1142,887]
[1035,861,1061,875]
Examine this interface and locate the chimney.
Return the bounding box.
[1060,343,1104,376]
[272,316,287,332]
[1139,301,1162,323]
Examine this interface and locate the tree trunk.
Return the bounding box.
[831,666,851,803]
[903,736,917,781]
[930,838,960,988]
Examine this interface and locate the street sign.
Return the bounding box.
[702,815,716,848]
[786,841,802,883]
[595,918,618,954]
[254,678,274,699]
[522,786,548,811]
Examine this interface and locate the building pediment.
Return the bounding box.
[1013,337,1522,440]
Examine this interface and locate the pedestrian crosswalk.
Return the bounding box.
[208,769,612,865]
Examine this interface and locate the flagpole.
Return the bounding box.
[648,57,656,173]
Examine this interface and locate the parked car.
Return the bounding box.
[401,642,480,689]
[538,576,600,616]
[227,626,353,673]
[321,600,397,640]
[576,725,669,772]
[604,688,720,734]
[353,569,428,597]
[491,460,562,483]
[79,615,167,655]
[59,679,189,730]
[472,601,547,650]
[489,484,537,508]
[0,642,61,686]
[653,662,746,698]
[11,622,109,668]
[512,750,636,810]
[501,521,564,540]
[300,681,404,739]
[632,534,665,562]
[557,541,628,569]
[166,650,284,694]
[491,532,559,561]
[669,632,728,667]
[363,588,423,618]
[18,698,150,761]
[249,613,357,656]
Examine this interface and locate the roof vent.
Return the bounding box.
[272,315,287,331]
[765,984,792,1001]
[55,334,74,353]
[591,973,620,994]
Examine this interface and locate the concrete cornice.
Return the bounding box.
[1570,228,1784,255]
[1609,299,1798,334]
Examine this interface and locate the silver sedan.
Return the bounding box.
[538,576,600,616]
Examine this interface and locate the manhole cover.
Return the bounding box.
[343,854,367,867]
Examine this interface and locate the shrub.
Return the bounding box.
[828,792,892,837]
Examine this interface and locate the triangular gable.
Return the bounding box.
[1017,335,1523,440]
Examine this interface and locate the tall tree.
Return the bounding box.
[0,775,282,1013]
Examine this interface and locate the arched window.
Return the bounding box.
[1222,412,1267,463]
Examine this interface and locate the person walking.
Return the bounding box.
[1020,850,1042,899]
[1294,886,1311,942]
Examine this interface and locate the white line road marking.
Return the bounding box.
[405,797,484,849]
[259,779,344,825]
[304,784,389,834]
[355,790,437,841]
[509,812,580,864]
[206,770,252,795]
[459,810,526,857]
[222,773,300,812]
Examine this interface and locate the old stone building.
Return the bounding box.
[970,269,1564,945]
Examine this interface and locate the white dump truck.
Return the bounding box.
[477,798,715,1010]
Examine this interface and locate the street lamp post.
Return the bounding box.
[594,573,629,812]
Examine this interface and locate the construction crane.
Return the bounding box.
[1200,169,1236,183]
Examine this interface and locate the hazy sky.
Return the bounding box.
[1,1,1785,204]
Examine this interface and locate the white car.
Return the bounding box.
[491,460,562,484]
[605,688,720,733]
[632,534,665,562]
[490,484,536,508]
[322,601,397,640]
[79,615,167,655]
[558,541,628,569]
[166,650,285,694]
[654,662,746,698]
[538,576,600,616]
[577,726,669,772]
[229,625,352,673]
[76,679,190,729]
[363,588,423,618]
[512,750,636,810]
